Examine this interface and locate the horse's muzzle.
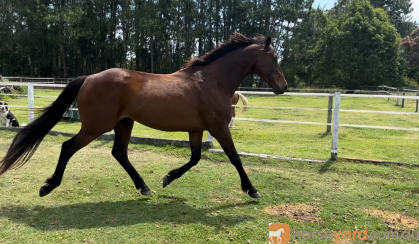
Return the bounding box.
[273,84,286,95]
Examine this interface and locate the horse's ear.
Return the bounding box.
[265,36,272,49]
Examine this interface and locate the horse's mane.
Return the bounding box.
[185,33,267,68]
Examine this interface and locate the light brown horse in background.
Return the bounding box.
[0,33,287,199]
[229,92,249,128]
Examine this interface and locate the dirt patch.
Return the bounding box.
[212,197,223,203]
[265,203,322,222]
[362,209,419,230]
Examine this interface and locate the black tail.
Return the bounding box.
[0,76,87,175]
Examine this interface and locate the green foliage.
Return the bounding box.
[0,0,416,90]
[0,0,315,77]
[401,28,419,85]
[401,76,419,87]
[370,0,417,37]
[315,0,403,89]
[281,8,329,87]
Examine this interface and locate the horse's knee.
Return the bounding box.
[111,147,125,160]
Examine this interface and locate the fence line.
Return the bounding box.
[3,83,419,99]
[234,118,419,131]
[5,105,44,108]
[0,94,58,98]
[2,83,419,161]
[237,91,419,100]
[234,118,331,126]
[1,82,67,88]
[233,105,419,115]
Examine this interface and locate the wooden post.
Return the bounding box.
[327,95,333,133]
[396,88,399,106]
[28,83,34,123]
[331,92,341,160]
[416,93,418,113]
[401,93,405,108]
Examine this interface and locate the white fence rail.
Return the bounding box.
[1,83,419,161]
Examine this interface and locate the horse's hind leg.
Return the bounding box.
[112,118,152,196]
[163,131,203,187]
[39,129,101,197]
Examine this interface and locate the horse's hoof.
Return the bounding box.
[141,189,153,197]
[39,186,48,197]
[163,175,170,188]
[249,192,261,199]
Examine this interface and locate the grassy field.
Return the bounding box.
[1,89,419,163]
[1,131,419,243]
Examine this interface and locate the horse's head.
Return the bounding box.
[251,35,287,94]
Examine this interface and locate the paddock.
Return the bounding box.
[1,130,419,243]
[1,83,419,243]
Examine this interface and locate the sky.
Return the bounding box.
[312,0,419,24]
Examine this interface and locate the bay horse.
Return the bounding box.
[229,92,249,128]
[0,33,287,199]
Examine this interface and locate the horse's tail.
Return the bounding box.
[0,76,87,176]
[237,92,249,112]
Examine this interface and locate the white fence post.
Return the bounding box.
[28,83,34,123]
[331,92,341,160]
[208,132,214,143]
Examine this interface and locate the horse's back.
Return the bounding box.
[76,68,207,132]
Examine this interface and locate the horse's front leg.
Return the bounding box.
[208,124,260,198]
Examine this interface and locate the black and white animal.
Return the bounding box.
[0,102,20,127]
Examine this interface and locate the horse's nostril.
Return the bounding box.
[285,85,288,91]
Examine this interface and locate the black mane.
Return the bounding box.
[185,33,267,68]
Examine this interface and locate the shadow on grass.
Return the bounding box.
[318,160,334,174]
[408,186,419,194]
[318,131,331,138]
[0,196,258,231]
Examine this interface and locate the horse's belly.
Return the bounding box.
[129,107,206,132]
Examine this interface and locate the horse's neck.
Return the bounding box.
[202,47,255,96]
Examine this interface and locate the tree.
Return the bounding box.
[370,0,417,37]
[281,7,328,87]
[315,0,403,89]
[401,27,419,83]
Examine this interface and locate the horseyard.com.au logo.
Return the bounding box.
[269,223,290,244]
[269,223,419,243]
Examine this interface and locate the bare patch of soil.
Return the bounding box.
[265,203,321,222]
[362,209,419,230]
[212,197,223,203]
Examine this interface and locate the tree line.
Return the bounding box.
[0,0,417,89]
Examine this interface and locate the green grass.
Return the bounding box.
[1,131,419,243]
[2,89,419,163]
